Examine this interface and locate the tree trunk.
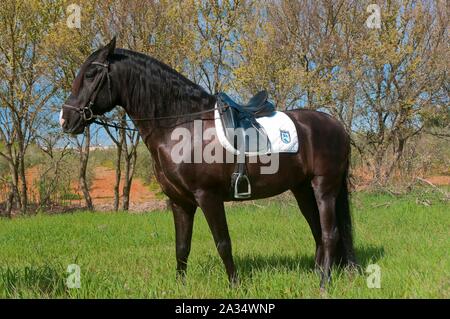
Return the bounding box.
[7,150,21,211]
[122,151,138,211]
[18,150,28,214]
[113,141,122,211]
[122,157,132,211]
[373,147,386,186]
[122,132,139,211]
[384,138,406,184]
[5,188,14,218]
[79,127,93,210]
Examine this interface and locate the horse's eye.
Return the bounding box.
[85,71,96,79]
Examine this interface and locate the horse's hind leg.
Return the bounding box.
[170,200,196,281]
[291,185,323,269]
[311,175,341,289]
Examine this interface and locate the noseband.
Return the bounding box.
[62,61,112,121]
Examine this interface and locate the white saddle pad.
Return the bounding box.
[214,108,299,156]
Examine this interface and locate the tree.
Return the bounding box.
[349,0,448,184]
[42,0,100,210]
[232,1,303,107]
[192,0,252,93]
[94,0,197,72]
[34,123,71,210]
[101,109,126,211]
[257,0,448,184]
[121,125,140,211]
[92,0,198,210]
[0,0,61,213]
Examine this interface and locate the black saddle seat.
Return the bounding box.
[217,90,275,116]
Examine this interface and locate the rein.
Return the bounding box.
[93,118,140,132]
[93,106,221,132]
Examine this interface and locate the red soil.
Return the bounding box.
[24,165,165,212]
[86,166,166,211]
[424,175,450,186]
[88,166,154,204]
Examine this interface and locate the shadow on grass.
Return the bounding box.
[235,253,314,277]
[355,245,385,268]
[235,245,385,278]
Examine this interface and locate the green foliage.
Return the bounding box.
[59,193,83,201]
[134,143,154,185]
[88,149,117,169]
[12,145,86,207]
[0,192,448,298]
[35,172,78,205]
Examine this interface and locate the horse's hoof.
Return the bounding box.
[346,261,362,274]
[319,286,328,297]
[319,273,331,293]
[229,275,240,288]
[176,271,187,284]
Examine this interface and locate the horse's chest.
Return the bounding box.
[151,148,199,202]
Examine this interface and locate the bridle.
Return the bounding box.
[62,61,112,122]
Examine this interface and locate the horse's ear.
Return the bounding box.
[98,36,116,61]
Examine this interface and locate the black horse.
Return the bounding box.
[60,38,357,288]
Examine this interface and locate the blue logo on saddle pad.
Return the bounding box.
[280,130,291,144]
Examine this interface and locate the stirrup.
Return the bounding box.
[233,173,251,199]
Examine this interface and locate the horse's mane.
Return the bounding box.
[113,48,214,120]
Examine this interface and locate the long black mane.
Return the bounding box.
[113,48,215,122]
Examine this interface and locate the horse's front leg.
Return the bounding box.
[170,199,196,282]
[195,191,238,285]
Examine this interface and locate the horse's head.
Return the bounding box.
[60,37,118,134]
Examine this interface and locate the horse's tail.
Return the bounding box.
[335,160,357,267]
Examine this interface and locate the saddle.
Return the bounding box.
[217,90,276,199]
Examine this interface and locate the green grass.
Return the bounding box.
[0,192,448,298]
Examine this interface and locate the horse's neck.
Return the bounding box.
[117,62,216,148]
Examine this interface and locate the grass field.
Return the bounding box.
[0,191,448,298]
